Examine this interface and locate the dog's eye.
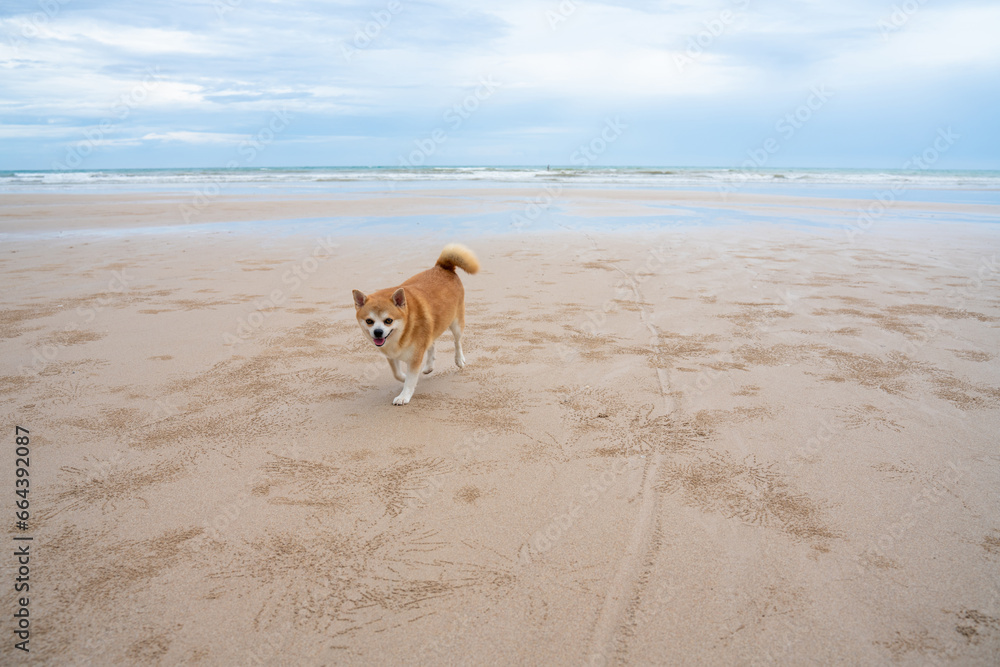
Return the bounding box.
[365,319,374,325]
[384,318,393,325]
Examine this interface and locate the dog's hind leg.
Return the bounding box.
[450,320,465,368]
[422,344,435,374]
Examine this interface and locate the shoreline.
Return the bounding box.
[2,187,1000,236]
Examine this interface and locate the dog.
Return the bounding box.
[352,244,479,405]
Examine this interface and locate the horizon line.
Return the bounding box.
[4,165,1000,173]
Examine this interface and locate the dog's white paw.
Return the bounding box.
[455,355,465,368]
[393,394,410,406]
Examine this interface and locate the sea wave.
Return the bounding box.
[3,167,1000,191]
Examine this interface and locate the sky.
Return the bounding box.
[1,0,999,170]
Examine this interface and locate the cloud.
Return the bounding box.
[28,20,216,55]
[0,0,997,169]
[140,131,245,145]
[0,123,81,139]
[828,4,1000,80]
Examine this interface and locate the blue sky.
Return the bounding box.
[1,0,998,170]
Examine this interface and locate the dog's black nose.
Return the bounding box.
[373,328,384,338]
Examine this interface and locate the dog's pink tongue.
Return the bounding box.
[374,337,386,347]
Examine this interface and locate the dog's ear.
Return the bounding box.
[391,288,406,308]
[352,290,367,309]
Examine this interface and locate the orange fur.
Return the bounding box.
[436,243,480,274]
[352,244,479,405]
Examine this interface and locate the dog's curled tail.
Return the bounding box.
[436,243,480,274]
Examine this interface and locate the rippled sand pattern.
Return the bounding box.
[1,219,998,664]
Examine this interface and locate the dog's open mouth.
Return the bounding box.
[373,331,392,347]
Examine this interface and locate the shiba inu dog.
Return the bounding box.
[352,244,479,405]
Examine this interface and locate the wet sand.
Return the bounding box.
[3,188,1000,234]
[1,188,999,664]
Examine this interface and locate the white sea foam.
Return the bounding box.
[2,167,1000,191]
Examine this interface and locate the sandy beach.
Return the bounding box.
[2,186,999,664]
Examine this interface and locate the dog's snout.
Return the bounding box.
[373,328,384,338]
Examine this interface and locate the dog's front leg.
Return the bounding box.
[393,351,424,405]
[388,358,406,382]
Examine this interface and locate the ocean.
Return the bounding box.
[3,167,1000,205]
